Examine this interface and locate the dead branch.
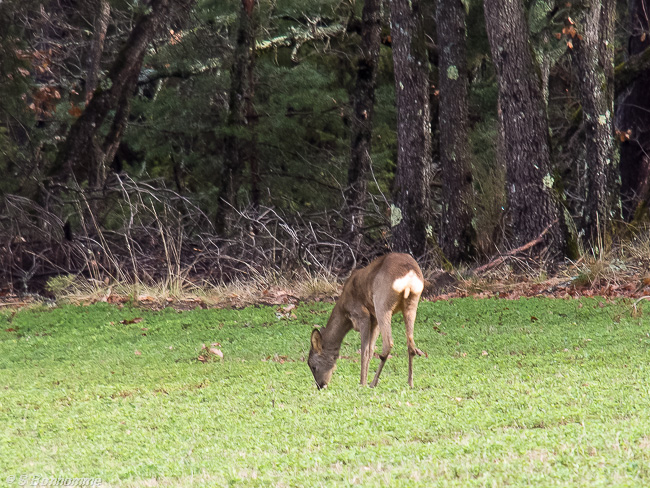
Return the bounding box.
[473,220,559,275]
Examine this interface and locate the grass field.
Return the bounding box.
[1,297,649,487]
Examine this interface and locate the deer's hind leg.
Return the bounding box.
[370,305,395,388]
[404,292,426,388]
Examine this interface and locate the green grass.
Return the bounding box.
[1,298,649,487]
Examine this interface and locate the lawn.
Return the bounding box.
[1,297,649,487]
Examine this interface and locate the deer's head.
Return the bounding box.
[308,329,336,389]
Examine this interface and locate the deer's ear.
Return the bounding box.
[311,329,323,353]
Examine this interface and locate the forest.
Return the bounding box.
[1,0,650,293]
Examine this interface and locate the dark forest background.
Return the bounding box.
[1,0,650,293]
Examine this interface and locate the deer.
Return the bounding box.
[308,253,427,389]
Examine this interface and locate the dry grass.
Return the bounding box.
[45,269,341,309]
[32,224,650,308]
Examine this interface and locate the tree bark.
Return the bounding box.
[437,0,475,264]
[573,0,619,241]
[617,0,650,220]
[216,0,256,232]
[484,0,566,260]
[55,0,173,188]
[85,0,110,104]
[344,0,382,242]
[245,8,260,210]
[389,0,432,258]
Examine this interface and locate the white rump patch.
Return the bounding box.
[392,270,424,297]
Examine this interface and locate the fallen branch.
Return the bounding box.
[474,220,559,275]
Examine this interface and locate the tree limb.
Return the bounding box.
[473,219,559,275]
[137,23,349,85]
[615,45,650,97]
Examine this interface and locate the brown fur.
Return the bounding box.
[308,253,427,389]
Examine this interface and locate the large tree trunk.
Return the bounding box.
[55,0,172,188]
[573,0,619,241]
[216,0,256,232]
[389,0,432,258]
[245,7,260,211]
[484,0,566,260]
[617,0,650,220]
[437,0,475,264]
[344,0,382,242]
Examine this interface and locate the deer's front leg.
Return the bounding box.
[351,310,373,386]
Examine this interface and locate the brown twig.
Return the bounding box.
[474,219,559,275]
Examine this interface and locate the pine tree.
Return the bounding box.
[437,0,475,264]
[344,0,382,242]
[389,0,432,258]
[484,0,566,260]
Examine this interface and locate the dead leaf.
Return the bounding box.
[266,354,290,363]
[209,347,223,358]
[120,317,143,325]
[68,104,83,117]
[276,304,298,320]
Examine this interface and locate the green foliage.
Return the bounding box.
[2,298,650,486]
[45,275,77,297]
[527,0,569,72]
[0,2,39,195]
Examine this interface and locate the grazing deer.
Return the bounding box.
[308,253,427,389]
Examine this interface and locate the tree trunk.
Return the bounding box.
[617,0,650,220]
[55,0,172,188]
[245,9,260,211]
[484,0,566,260]
[216,0,256,232]
[389,0,432,258]
[573,0,619,241]
[437,0,475,264]
[85,0,110,104]
[344,0,382,242]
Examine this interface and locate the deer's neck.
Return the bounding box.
[321,304,352,358]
